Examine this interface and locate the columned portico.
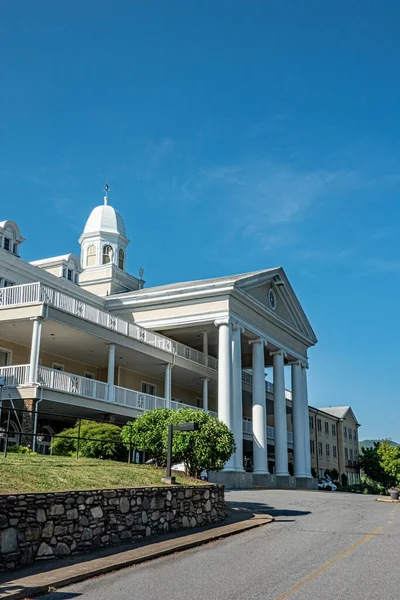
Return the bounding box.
[164,363,173,408]
[271,350,289,476]
[232,323,244,472]
[292,361,308,478]
[250,338,269,474]
[29,316,43,385]
[215,319,235,471]
[107,343,116,403]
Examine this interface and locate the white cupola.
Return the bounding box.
[78,185,141,296]
[79,186,130,272]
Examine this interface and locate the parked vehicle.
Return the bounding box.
[318,477,337,491]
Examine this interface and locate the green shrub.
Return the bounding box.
[51,420,126,460]
[341,473,348,487]
[330,468,339,483]
[7,446,37,455]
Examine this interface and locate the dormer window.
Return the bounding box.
[118,248,125,270]
[102,245,113,265]
[4,238,10,251]
[86,244,96,267]
[67,269,73,281]
[13,243,18,255]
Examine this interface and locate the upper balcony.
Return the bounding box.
[0,283,217,371]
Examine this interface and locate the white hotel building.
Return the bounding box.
[0,193,319,488]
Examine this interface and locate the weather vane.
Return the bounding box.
[104,182,110,205]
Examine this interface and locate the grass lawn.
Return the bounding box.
[0,455,202,493]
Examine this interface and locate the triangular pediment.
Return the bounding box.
[234,268,317,344]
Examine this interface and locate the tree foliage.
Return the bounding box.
[121,409,171,467]
[121,408,236,477]
[359,441,395,489]
[51,420,125,460]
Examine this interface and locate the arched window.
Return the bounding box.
[118,248,125,270]
[86,244,96,267]
[102,245,113,265]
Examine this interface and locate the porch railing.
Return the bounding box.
[38,366,109,402]
[0,364,30,386]
[0,282,218,371]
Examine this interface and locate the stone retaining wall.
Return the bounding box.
[0,485,225,571]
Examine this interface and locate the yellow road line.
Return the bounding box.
[276,526,384,600]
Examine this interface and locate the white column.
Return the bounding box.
[202,377,209,412]
[271,350,289,476]
[292,361,307,477]
[215,319,235,471]
[164,364,172,408]
[107,343,116,402]
[302,364,312,477]
[250,339,269,474]
[202,331,209,367]
[29,317,43,384]
[232,323,244,472]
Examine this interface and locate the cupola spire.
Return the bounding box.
[104,182,110,206]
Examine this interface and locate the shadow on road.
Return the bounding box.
[226,500,311,519]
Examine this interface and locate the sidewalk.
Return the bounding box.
[0,505,273,600]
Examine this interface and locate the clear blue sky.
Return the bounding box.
[1,1,399,440]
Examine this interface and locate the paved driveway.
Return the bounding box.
[39,489,400,600]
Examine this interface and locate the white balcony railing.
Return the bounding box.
[0,364,30,386]
[0,283,217,372]
[38,366,109,402]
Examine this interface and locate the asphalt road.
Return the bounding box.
[39,489,400,600]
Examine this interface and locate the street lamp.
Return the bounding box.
[162,422,200,484]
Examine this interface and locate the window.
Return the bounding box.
[102,245,113,265]
[87,244,96,267]
[325,422,329,434]
[349,428,352,440]
[4,280,14,287]
[333,445,337,459]
[354,430,358,444]
[309,416,314,431]
[319,468,325,479]
[349,449,353,460]
[318,442,323,456]
[118,248,125,270]
[67,269,73,281]
[141,381,156,396]
[344,426,347,438]
[332,423,336,436]
[13,243,18,255]
[310,440,315,454]
[317,419,322,432]
[354,449,358,461]
[326,444,330,457]
[345,447,348,460]
[52,363,64,371]
[3,237,10,251]
[0,349,11,367]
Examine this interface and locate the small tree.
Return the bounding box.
[51,420,125,460]
[121,408,236,477]
[121,409,172,467]
[169,409,236,477]
[341,473,348,487]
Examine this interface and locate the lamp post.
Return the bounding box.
[162,422,200,484]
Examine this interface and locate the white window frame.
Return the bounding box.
[52,362,65,371]
[84,371,95,379]
[141,381,156,396]
[0,347,12,367]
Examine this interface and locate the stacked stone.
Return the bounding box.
[0,485,225,571]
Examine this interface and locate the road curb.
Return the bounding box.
[376,497,400,503]
[0,512,273,599]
